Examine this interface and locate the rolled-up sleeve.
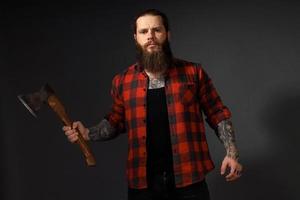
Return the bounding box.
[197,67,231,129]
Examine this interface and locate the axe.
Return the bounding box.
[18,83,96,166]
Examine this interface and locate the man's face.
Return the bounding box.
[134,15,169,53]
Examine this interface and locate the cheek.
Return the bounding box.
[136,33,145,39]
[156,33,167,42]
[136,36,146,45]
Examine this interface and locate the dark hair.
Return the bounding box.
[132,9,170,33]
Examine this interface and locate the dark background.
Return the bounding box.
[2,1,300,199]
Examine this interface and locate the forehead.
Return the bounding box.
[136,15,164,29]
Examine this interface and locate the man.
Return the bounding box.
[63,9,242,200]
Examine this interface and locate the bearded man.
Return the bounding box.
[63,9,243,200]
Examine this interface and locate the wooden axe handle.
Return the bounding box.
[47,95,96,166]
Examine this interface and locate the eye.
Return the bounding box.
[139,29,148,34]
[154,28,162,32]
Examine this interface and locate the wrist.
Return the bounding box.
[226,149,239,161]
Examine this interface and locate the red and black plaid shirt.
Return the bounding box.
[106,58,231,189]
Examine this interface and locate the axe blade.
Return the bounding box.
[18,84,50,118]
[18,95,38,118]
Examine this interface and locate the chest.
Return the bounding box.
[122,72,199,109]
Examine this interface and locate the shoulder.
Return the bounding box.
[112,63,137,84]
[173,58,205,74]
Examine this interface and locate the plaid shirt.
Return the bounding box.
[105,58,231,189]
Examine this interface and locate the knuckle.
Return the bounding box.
[66,131,72,135]
[70,137,77,142]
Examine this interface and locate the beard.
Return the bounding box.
[136,39,173,74]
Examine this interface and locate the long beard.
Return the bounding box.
[136,39,173,74]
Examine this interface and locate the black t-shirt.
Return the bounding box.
[146,87,174,177]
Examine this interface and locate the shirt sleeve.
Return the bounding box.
[104,74,126,134]
[197,66,231,129]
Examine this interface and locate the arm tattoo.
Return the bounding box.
[216,119,239,160]
[88,119,117,141]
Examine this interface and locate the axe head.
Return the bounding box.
[18,84,55,118]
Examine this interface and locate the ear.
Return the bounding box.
[134,34,137,41]
[167,31,171,41]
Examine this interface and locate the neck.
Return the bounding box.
[144,70,164,79]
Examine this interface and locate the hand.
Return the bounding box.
[220,156,243,181]
[62,121,90,143]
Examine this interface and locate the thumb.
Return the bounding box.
[72,121,79,129]
[221,160,228,175]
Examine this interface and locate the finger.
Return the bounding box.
[76,122,85,133]
[65,130,75,136]
[225,164,236,179]
[226,163,243,181]
[220,161,228,175]
[77,121,83,127]
[226,167,242,181]
[226,173,242,181]
[66,130,80,138]
[234,169,240,175]
[69,134,79,143]
[235,171,242,177]
[72,121,79,129]
[235,165,243,176]
[234,164,242,173]
[62,126,71,131]
[226,175,238,181]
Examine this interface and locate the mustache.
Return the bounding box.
[144,41,159,47]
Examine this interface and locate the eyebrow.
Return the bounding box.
[137,26,163,32]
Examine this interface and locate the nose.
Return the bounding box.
[147,29,155,40]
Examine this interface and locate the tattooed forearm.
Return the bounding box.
[88,119,117,141]
[217,119,239,160]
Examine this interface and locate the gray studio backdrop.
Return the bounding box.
[2,1,300,200]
